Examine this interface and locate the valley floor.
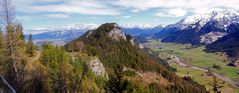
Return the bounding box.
[144,40,239,93]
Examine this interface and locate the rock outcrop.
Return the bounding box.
[108,27,127,41]
[88,57,107,77]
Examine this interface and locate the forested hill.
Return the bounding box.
[66,23,165,72]
[65,23,208,93]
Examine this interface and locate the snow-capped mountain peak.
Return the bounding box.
[120,24,156,29]
[26,23,161,45]
[56,24,99,31]
[157,9,239,45]
[24,24,99,35]
[181,9,239,26]
[25,24,158,35]
[173,9,239,32]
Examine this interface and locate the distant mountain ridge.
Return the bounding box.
[25,24,161,45]
[154,9,239,45]
[24,24,99,45]
[137,25,164,42]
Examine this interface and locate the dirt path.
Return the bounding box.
[171,55,239,88]
[25,51,41,70]
[29,51,41,63]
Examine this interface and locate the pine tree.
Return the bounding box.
[0,0,17,78]
[41,43,68,92]
[15,24,24,41]
[26,34,34,57]
[6,25,18,74]
[3,25,27,92]
[105,66,131,93]
[0,0,27,85]
[0,29,8,75]
[0,0,43,92]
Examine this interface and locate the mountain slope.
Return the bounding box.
[155,9,239,45]
[206,23,239,57]
[65,23,207,93]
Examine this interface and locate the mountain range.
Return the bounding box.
[26,9,239,60]
[154,9,239,45]
[29,9,239,46]
[26,24,163,45]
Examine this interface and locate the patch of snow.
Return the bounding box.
[24,24,99,35]
[86,31,92,38]
[177,9,239,31]
[120,24,156,29]
[200,32,227,44]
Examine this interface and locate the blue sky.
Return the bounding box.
[13,0,239,29]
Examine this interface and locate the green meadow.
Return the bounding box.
[145,40,239,92]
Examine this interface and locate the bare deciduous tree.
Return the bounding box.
[0,0,15,26]
[0,0,23,84]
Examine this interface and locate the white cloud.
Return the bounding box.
[131,9,140,13]
[115,0,163,11]
[17,16,34,22]
[14,0,120,16]
[154,18,159,21]
[13,0,239,18]
[115,0,239,17]
[121,15,131,18]
[168,8,187,17]
[155,12,173,17]
[24,27,54,35]
[116,15,132,19]
[155,8,187,17]
[90,16,97,19]
[43,13,69,19]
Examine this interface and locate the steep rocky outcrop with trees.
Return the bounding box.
[65,23,208,93]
